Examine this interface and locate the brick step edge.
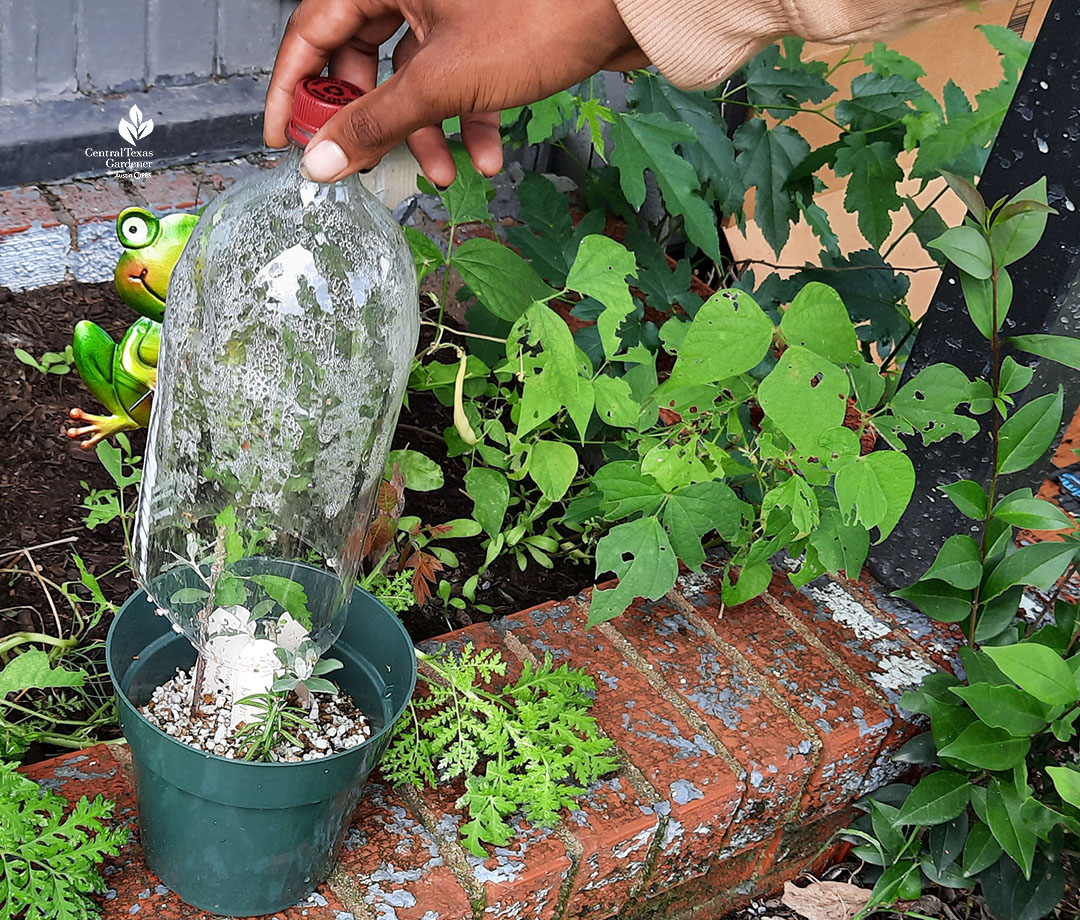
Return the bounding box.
[21,561,960,920]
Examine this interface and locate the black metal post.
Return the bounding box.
[869,0,1080,587]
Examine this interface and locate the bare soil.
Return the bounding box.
[0,280,592,648]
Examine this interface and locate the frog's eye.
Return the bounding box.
[118,211,156,248]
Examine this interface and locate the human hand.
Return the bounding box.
[264,0,647,186]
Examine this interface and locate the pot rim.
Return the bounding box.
[107,585,417,770]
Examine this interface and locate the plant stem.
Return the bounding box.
[883,187,949,259]
[969,257,1004,647]
[879,316,926,374]
[0,633,79,657]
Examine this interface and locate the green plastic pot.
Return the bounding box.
[107,563,416,916]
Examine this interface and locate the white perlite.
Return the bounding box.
[140,667,371,761]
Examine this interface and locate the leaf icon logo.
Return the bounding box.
[118,104,154,145]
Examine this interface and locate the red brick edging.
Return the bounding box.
[23,563,959,920]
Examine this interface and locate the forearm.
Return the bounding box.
[612,0,966,89]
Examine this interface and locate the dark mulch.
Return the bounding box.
[0,280,591,648]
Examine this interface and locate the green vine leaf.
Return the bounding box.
[833,451,915,542]
[627,76,746,215]
[589,517,678,625]
[0,650,86,696]
[527,441,578,502]
[609,112,721,262]
[779,282,860,364]
[507,302,594,439]
[810,507,870,578]
[464,467,510,538]
[733,118,811,256]
[833,135,904,249]
[662,482,745,572]
[992,177,1051,266]
[669,289,774,386]
[757,345,848,451]
[884,364,984,445]
[565,235,638,359]
[744,40,835,118]
[452,237,555,323]
[835,71,924,132]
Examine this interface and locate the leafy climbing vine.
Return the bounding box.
[401,23,1032,624]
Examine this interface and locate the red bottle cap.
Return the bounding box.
[287,77,363,146]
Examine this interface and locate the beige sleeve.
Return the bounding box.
[611,0,966,90]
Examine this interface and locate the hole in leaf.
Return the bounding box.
[621,551,634,563]
[810,373,823,388]
[914,390,926,400]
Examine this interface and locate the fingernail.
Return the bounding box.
[300,140,348,182]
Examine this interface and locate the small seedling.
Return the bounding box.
[233,691,317,762]
[13,344,75,376]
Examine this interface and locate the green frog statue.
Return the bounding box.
[66,207,198,449]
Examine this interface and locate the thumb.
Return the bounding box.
[300,57,446,182]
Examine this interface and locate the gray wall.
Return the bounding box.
[0,0,298,103]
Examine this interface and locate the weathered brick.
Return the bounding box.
[838,572,964,674]
[428,619,661,918]
[130,169,204,214]
[0,186,62,234]
[336,781,473,920]
[614,597,814,863]
[54,177,133,224]
[677,577,892,816]
[414,617,573,920]
[495,598,745,900]
[562,776,660,920]
[22,748,350,919]
[0,186,70,290]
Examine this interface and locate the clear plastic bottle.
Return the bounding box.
[133,78,419,707]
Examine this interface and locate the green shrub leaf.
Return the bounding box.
[936,722,1030,771]
[940,480,989,520]
[928,226,992,279]
[921,534,983,589]
[997,388,1064,474]
[983,642,1078,705]
[981,541,1077,605]
[1009,332,1080,372]
[894,771,970,826]
[949,682,1051,735]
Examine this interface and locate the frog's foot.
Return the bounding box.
[65,407,137,450]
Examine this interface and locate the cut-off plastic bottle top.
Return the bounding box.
[133,77,419,705]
